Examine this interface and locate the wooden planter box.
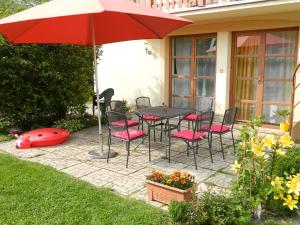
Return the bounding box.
[146,180,193,205]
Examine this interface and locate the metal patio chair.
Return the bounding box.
[106,110,149,168]
[108,100,139,128]
[182,97,214,130]
[136,96,163,141]
[201,107,238,159]
[92,88,114,116]
[170,110,214,170]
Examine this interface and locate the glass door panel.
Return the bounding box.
[171,37,193,107]
[195,36,216,110]
[171,35,217,110]
[233,34,261,121]
[262,30,297,124]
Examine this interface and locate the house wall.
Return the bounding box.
[98,39,165,108]
[97,10,300,129]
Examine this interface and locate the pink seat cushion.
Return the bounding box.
[112,120,139,127]
[172,130,207,141]
[183,113,209,121]
[201,124,230,133]
[112,129,145,140]
[142,115,161,121]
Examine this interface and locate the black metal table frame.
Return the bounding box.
[135,106,192,158]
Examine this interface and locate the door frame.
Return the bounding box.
[169,33,217,109]
[230,27,299,124]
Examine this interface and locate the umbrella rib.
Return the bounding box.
[126,14,161,39]
[10,19,43,44]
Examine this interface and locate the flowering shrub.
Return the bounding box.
[271,173,300,210]
[231,117,299,213]
[147,170,195,190]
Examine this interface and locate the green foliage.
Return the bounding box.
[266,147,300,216]
[168,192,251,225]
[54,114,98,132]
[272,147,300,178]
[0,1,94,131]
[169,200,189,223]
[263,219,294,225]
[274,109,290,122]
[194,192,251,225]
[0,153,168,225]
[0,118,13,142]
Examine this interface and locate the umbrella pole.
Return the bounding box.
[88,17,117,159]
[93,42,104,154]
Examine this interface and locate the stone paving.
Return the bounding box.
[0,122,278,208]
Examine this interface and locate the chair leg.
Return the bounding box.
[186,142,189,156]
[126,141,130,168]
[188,121,190,130]
[160,120,163,142]
[148,126,151,158]
[138,118,141,130]
[168,133,171,163]
[153,122,156,142]
[107,135,111,163]
[219,134,225,160]
[192,142,198,170]
[231,130,236,154]
[92,105,95,116]
[208,133,213,163]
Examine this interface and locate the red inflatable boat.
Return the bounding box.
[16,128,70,149]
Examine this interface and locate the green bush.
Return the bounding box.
[272,147,300,177]
[54,114,98,133]
[266,147,300,216]
[0,1,94,131]
[263,219,294,225]
[195,192,251,225]
[169,200,189,223]
[168,192,251,225]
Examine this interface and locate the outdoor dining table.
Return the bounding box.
[135,106,192,158]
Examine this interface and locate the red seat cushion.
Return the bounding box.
[112,129,145,140]
[142,115,161,121]
[111,120,139,127]
[172,130,207,141]
[201,124,230,133]
[183,113,209,121]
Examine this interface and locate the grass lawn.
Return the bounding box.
[0,130,12,142]
[0,153,168,225]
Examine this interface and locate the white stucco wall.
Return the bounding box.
[215,31,232,115]
[97,39,164,108]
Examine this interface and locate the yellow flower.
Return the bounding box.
[271,177,284,191]
[262,135,274,148]
[231,160,241,174]
[252,143,265,157]
[275,149,286,156]
[283,195,299,210]
[274,195,280,200]
[294,195,299,200]
[287,177,300,196]
[280,135,294,148]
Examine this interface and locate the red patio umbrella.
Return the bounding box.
[0,0,192,157]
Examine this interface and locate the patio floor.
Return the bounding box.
[0,123,241,208]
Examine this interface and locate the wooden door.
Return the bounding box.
[231,29,298,124]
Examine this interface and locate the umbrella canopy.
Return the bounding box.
[0,0,192,156]
[0,0,191,45]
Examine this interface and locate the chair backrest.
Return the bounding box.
[222,107,238,128]
[109,100,124,112]
[194,110,214,132]
[196,97,214,111]
[95,88,114,109]
[136,96,151,109]
[106,110,129,134]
